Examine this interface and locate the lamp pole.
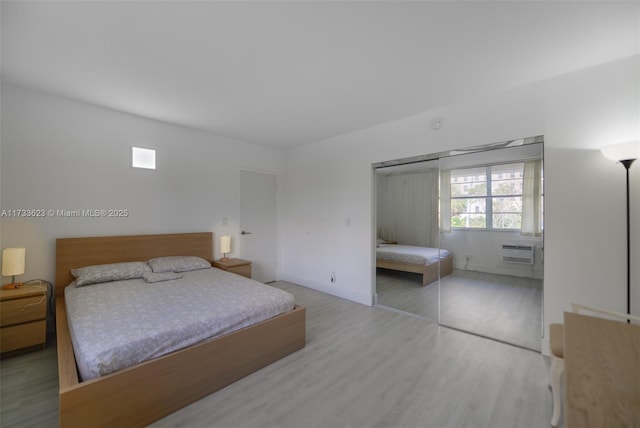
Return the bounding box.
[601,140,640,322]
[621,159,635,321]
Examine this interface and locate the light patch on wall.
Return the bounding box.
[131,146,156,170]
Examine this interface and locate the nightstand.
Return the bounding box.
[0,282,47,357]
[212,258,252,279]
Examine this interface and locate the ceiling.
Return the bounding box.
[2,1,638,149]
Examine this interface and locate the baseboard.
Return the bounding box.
[453,262,543,279]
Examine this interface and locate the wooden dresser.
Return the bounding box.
[212,258,252,279]
[0,283,47,356]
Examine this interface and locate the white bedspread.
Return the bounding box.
[376,244,450,265]
[64,267,295,381]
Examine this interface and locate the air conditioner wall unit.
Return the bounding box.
[502,244,534,264]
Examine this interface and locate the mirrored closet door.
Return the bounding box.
[374,137,544,351]
[375,158,441,321]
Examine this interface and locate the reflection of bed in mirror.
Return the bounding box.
[376,243,453,286]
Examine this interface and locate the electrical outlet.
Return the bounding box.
[330,272,336,284]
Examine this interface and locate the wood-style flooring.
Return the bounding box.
[0,335,58,427]
[1,281,554,428]
[376,269,543,351]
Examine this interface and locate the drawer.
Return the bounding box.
[0,296,46,327]
[0,320,46,353]
[229,264,251,279]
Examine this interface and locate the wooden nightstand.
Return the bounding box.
[212,258,252,279]
[0,282,47,357]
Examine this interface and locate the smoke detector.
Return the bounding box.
[431,117,444,130]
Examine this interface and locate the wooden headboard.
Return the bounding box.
[55,232,213,297]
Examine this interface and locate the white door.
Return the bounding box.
[239,170,277,283]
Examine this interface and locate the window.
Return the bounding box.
[131,146,156,170]
[450,163,525,230]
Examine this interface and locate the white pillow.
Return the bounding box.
[71,261,151,286]
[147,256,211,273]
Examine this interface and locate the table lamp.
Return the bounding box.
[220,236,231,261]
[2,247,26,290]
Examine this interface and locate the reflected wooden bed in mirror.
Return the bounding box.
[376,248,453,286]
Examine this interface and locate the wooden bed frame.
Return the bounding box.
[376,253,453,286]
[55,232,305,428]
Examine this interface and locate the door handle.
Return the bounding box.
[241,230,252,235]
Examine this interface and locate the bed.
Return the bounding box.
[376,243,453,286]
[55,232,305,428]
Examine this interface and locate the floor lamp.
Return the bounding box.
[601,140,640,321]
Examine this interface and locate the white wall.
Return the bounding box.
[0,84,285,291]
[377,172,543,279]
[442,230,543,279]
[281,77,545,305]
[2,56,637,354]
[281,55,640,353]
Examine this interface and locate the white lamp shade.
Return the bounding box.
[600,140,640,162]
[2,248,26,276]
[220,236,231,254]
